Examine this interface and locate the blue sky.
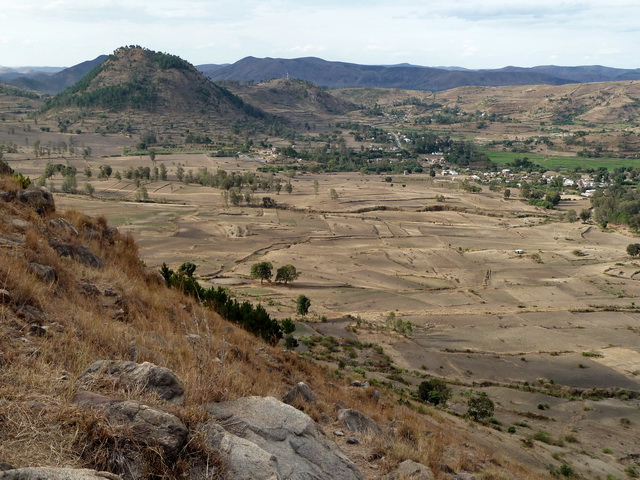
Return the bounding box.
[2,0,639,69]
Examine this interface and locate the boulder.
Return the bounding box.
[451,474,476,480]
[337,408,381,434]
[384,460,435,480]
[282,382,317,406]
[205,396,364,480]
[79,360,185,405]
[0,188,56,215]
[28,262,58,283]
[49,241,104,268]
[0,467,121,479]
[48,218,78,237]
[72,391,188,459]
[204,423,280,480]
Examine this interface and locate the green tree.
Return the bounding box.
[626,243,640,257]
[149,148,156,162]
[503,188,511,199]
[579,208,591,223]
[313,179,319,196]
[285,182,293,194]
[84,182,95,196]
[84,167,92,178]
[159,163,167,180]
[275,264,300,285]
[417,378,451,406]
[61,174,77,193]
[467,392,494,421]
[329,188,339,201]
[296,294,311,316]
[176,165,185,182]
[250,261,273,284]
[135,185,149,202]
[565,209,578,223]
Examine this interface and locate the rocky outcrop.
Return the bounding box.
[337,408,381,434]
[282,382,317,406]
[205,424,280,480]
[384,460,435,480]
[50,241,104,268]
[0,467,121,479]
[205,396,364,480]
[79,360,185,405]
[28,262,58,283]
[72,391,188,459]
[0,188,55,215]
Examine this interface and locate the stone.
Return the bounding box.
[14,188,55,215]
[29,324,49,336]
[48,218,78,237]
[204,423,280,480]
[350,380,363,387]
[337,408,381,434]
[28,262,58,283]
[17,305,48,323]
[334,430,345,436]
[384,460,435,480]
[0,463,14,471]
[0,467,121,479]
[282,382,317,405]
[79,360,185,405]
[81,283,102,295]
[50,241,104,268]
[346,437,359,445]
[451,474,476,480]
[206,396,364,480]
[72,391,188,459]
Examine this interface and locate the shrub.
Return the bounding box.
[467,392,494,420]
[418,378,451,406]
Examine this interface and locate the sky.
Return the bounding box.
[2,0,639,69]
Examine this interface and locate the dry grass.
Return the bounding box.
[0,196,553,479]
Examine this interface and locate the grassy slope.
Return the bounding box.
[0,176,549,479]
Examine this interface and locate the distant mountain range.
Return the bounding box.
[3,54,640,94]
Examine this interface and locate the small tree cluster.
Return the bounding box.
[385,311,413,337]
[250,262,300,285]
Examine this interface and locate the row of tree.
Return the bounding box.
[250,262,300,285]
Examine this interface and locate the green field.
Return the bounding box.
[485,150,640,170]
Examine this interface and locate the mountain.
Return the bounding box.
[0,56,108,94]
[42,47,266,122]
[224,78,357,123]
[200,56,640,91]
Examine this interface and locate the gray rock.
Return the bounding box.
[28,262,58,283]
[451,474,476,480]
[49,218,78,237]
[50,241,104,268]
[337,408,381,434]
[346,437,359,445]
[81,283,101,295]
[17,305,48,323]
[206,396,364,480]
[334,430,345,437]
[205,423,280,480]
[0,467,121,479]
[9,218,29,229]
[0,188,56,215]
[282,382,317,405]
[79,360,185,405]
[384,460,435,480]
[0,463,14,472]
[72,391,188,459]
